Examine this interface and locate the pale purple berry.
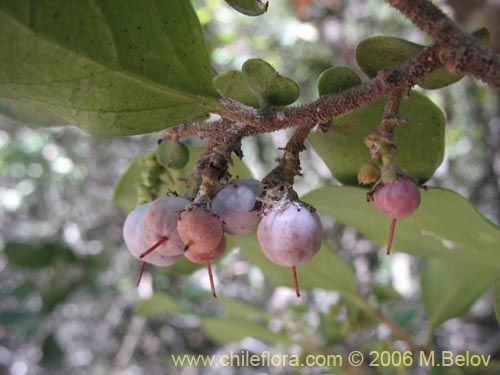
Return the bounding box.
[212,178,263,235]
[143,196,190,257]
[123,203,182,267]
[177,207,224,253]
[373,176,421,254]
[257,201,323,296]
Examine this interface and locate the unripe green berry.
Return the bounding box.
[156,139,189,169]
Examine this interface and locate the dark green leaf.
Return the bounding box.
[213,71,260,108]
[224,0,269,16]
[355,29,489,90]
[229,234,359,298]
[41,280,80,314]
[494,271,500,325]
[421,259,494,326]
[0,0,219,136]
[309,91,445,185]
[242,58,299,107]
[0,310,41,335]
[40,334,64,370]
[2,241,76,269]
[0,97,66,126]
[304,186,500,266]
[136,293,184,316]
[317,67,361,96]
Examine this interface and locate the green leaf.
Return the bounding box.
[355,29,490,90]
[224,0,269,16]
[0,0,219,136]
[41,280,80,314]
[421,259,494,327]
[2,241,76,269]
[213,70,260,108]
[136,293,184,316]
[317,67,361,96]
[228,234,358,298]
[242,58,299,107]
[303,186,500,267]
[0,97,66,126]
[494,271,500,325]
[40,334,64,370]
[309,91,445,185]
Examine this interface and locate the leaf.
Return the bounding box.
[224,0,269,16]
[136,293,184,316]
[242,58,300,107]
[41,280,80,314]
[309,90,445,185]
[303,186,500,267]
[421,259,494,327]
[317,67,361,96]
[0,0,219,136]
[494,271,500,325]
[0,310,41,336]
[228,234,359,298]
[2,241,76,269]
[40,334,64,370]
[0,97,66,126]
[355,29,490,90]
[213,70,260,108]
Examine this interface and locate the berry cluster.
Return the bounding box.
[123,178,323,297]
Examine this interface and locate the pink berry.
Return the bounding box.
[373,176,421,255]
[184,236,227,298]
[143,196,190,257]
[373,177,421,219]
[257,202,323,297]
[177,207,224,253]
[184,236,227,264]
[212,178,262,235]
[123,203,182,267]
[257,202,323,266]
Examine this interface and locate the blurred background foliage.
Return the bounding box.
[1,0,499,374]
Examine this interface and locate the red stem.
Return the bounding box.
[136,261,146,287]
[292,265,301,297]
[206,259,217,298]
[139,236,168,259]
[387,218,397,255]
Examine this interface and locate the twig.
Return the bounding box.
[386,0,500,90]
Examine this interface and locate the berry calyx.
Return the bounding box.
[372,176,421,254]
[177,207,224,253]
[257,201,323,297]
[143,196,190,257]
[212,178,263,235]
[184,236,227,298]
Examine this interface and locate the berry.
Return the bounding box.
[373,176,421,254]
[177,207,224,253]
[143,196,190,257]
[212,178,262,235]
[123,203,182,285]
[257,201,323,296]
[156,139,190,169]
[185,236,227,298]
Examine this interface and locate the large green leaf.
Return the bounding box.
[0,98,67,126]
[304,186,500,267]
[136,293,184,316]
[421,259,494,327]
[228,234,358,298]
[2,241,76,269]
[494,271,500,325]
[355,29,489,90]
[309,91,445,185]
[0,0,219,136]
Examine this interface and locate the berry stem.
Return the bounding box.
[139,236,168,259]
[387,218,397,255]
[136,261,146,287]
[292,265,301,297]
[206,259,217,298]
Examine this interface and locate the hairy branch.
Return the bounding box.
[387,0,500,89]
